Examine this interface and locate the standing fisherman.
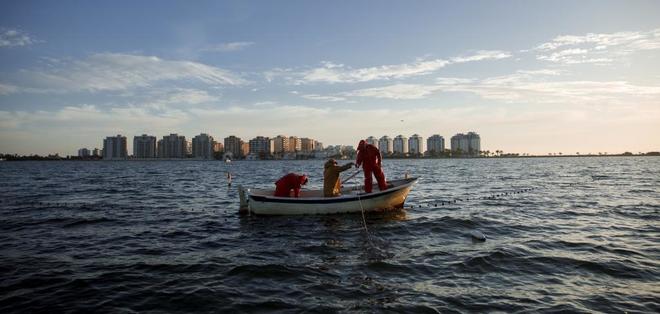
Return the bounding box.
[355,140,388,193]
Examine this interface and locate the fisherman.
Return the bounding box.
[274,173,308,197]
[355,139,387,193]
[323,159,355,197]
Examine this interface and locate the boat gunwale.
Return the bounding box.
[248,177,418,204]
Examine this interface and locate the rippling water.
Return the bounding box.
[1,157,658,312]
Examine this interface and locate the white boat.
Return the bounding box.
[238,177,418,215]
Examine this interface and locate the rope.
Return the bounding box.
[341,169,361,185]
[349,174,379,250]
[405,176,594,210]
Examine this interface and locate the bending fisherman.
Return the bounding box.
[323,159,355,197]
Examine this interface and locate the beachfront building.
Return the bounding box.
[102,134,128,160]
[78,148,90,157]
[192,133,215,159]
[92,148,101,157]
[249,136,271,159]
[213,142,223,153]
[378,136,393,155]
[300,138,315,153]
[158,134,187,158]
[467,132,481,156]
[393,135,409,155]
[408,134,424,157]
[224,135,243,159]
[366,136,377,146]
[426,134,445,156]
[272,135,289,157]
[288,136,301,152]
[133,134,157,158]
[451,132,481,157]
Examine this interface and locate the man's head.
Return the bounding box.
[358,140,366,150]
[324,158,337,169]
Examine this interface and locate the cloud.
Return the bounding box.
[2,100,658,156]
[343,84,443,100]
[200,41,254,52]
[16,53,246,93]
[450,50,512,63]
[299,59,450,84]
[0,28,40,47]
[534,28,660,64]
[433,72,660,103]
[300,94,346,102]
[273,50,512,85]
[336,69,660,103]
[159,88,220,105]
[0,83,19,95]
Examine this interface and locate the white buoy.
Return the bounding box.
[470,230,486,241]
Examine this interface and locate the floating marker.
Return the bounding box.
[470,230,486,241]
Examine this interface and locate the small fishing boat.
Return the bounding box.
[238,177,418,215]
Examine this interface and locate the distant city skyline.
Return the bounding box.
[1,1,659,156]
[88,131,472,160]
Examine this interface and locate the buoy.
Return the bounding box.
[470,230,486,241]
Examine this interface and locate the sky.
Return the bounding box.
[1,0,659,155]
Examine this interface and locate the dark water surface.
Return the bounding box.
[1,157,658,313]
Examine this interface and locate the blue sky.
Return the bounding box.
[1,0,659,155]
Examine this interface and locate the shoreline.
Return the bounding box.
[1,154,658,162]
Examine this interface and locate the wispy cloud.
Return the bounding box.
[272,50,512,84]
[3,99,658,156]
[200,41,254,52]
[300,94,346,102]
[16,53,247,93]
[534,28,660,64]
[434,72,660,103]
[0,83,18,95]
[342,84,443,100]
[0,28,40,47]
[299,59,450,84]
[450,50,512,63]
[338,69,660,103]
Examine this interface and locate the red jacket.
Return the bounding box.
[356,143,382,169]
[274,173,307,197]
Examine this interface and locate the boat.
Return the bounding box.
[238,177,418,215]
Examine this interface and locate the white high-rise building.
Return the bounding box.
[467,132,481,156]
[378,136,393,154]
[451,132,481,157]
[78,148,90,157]
[393,135,409,155]
[133,134,157,158]
[158,134,187,158]
[102,135,127,160]
[192,133,215,159]
[408,134,424,156]
[426,134,445,155]
[366,136,377,146]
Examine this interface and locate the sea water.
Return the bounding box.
[1,157,658,312]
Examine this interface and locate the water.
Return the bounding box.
[1,157,658,312]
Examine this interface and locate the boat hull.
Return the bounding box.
[245,178,417,215]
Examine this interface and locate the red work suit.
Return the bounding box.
[356,143,387,193]
[274,173,306,197]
